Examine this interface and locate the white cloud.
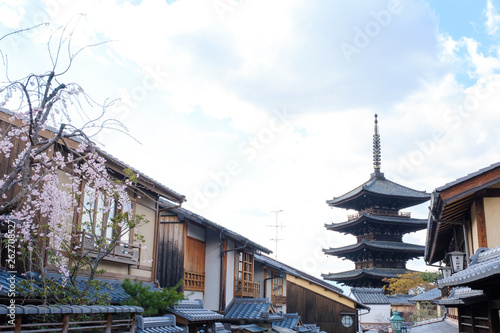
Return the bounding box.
[0,1,26,28]
[485,0,500,35]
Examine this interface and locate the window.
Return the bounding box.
[341,315,353,328]
[271,272,283,296]
[236,251,254,281]
[81,187,116,240]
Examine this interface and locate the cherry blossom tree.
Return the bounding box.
[0,21,146,304]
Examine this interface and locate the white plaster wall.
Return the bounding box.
[225,241,235,307]
[359,304,390,324]
[186,291,204,301]
[188,223,206,241]
[204,228,222,311]
[253,262,265,298]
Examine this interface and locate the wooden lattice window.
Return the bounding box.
[271,273,283,296]
[237,251,254,281]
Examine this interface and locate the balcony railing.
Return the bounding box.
[76,230,140,265]
[234,279,260,298]
[348,209,411,221]
[271,294,287,305]
[184,271,205,292]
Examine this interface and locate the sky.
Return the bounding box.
[2,0,500,293]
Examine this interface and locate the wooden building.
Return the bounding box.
[254,254,367,333]
[0,109,186,287]
[156,200,272,312]
[426,161,500,332]
[323,115,430,288]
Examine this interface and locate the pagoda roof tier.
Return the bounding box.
[322,267,409,288]
[325,212,427,235]
[323,240,424,259]
[327,173,430,211]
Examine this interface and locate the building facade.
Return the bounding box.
[426,161,500,332]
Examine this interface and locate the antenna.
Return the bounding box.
[267,210,284,259]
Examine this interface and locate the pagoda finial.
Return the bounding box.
[373,114,381,174]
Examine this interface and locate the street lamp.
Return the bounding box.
[439,266,452,279]
[447,251,466,274]
[389,311,403,333]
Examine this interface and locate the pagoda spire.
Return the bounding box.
[373,114,382,175]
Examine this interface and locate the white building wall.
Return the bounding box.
[359,304,390,324]
[225,240,235,306]
[204,229,222,311]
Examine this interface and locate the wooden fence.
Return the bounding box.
[0,304,143,333]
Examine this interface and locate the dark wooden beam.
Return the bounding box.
[475,198,487,248]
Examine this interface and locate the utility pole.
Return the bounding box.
[267,210,283,259]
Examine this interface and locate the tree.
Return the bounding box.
[0,21,146,304]
[121,279,185,316]
[383,271,435,295]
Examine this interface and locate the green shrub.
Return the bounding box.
[121,279,184,316]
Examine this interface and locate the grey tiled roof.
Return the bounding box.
[44,273,159,304]
[410,288,441,302]
[224,298,282,322]
[411,319,458,333]
[136,315,185,333]
[323,267,408,281]
[386,294,414,305]
[437,245,500,288]
[254,254,344,294]
[273,313,300,329]
[327,174,430,210]
[168,300,224,322]
[324,240,425,255]
[0,304,143,315]
[437,287,484,306]
[325,213,427,231]
[435,161,500,192]
[350,288,389,304]
[160,198,271,254]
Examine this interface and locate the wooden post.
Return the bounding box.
[130,313,136,333]
[105,313,112,333]
[61,314,69,333]
[475,198,487,248]
[14,316,22,333]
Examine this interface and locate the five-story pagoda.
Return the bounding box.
[322,115,430,288]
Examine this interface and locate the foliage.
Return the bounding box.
[409,301,438,322]
[383,271,435,295]
[0,21,148,304]
[121,279,185,316]
[420,270,441,283]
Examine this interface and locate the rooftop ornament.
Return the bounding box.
[373,114,382,176]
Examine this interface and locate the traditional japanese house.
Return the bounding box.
[350,288,390,331]
[322,115,430,288]
[156,200,272,312]
[0,108,186,289]
[254,254,368,333]
[426,161,500,332]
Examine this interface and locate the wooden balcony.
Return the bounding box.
[234,279,260,298]
[271,294,287,305]
[184,271,205,292]
[348,209,411,220]
[75,230,140,265]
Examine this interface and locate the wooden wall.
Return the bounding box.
[287,281,357,333]
[157,216,185,288]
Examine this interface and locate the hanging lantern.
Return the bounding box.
[439,266,452,278]
[447,251,466,274]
